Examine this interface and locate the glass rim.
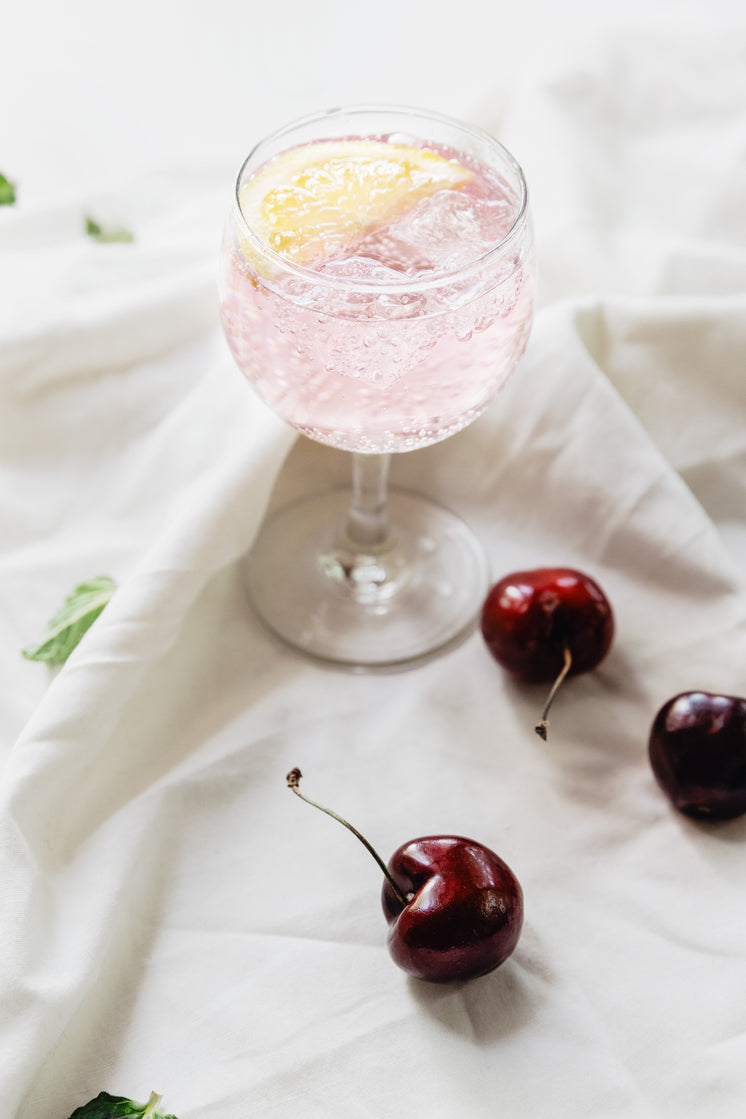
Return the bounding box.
[231,103,531,296]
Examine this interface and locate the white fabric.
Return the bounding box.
[2,15,746,1119]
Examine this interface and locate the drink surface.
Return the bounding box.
[220,134,535,453]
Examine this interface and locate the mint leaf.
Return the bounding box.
[67,1090,178,1119]
[85,215,134,243]
[23,575,117,665]
[0,173,16,205]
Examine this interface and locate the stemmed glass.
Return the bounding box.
[219,106,535,669]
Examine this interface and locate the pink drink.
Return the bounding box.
[220,137,535,454]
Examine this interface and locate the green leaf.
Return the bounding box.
[67,1090,178,1119]
[0,173,16,205]
[22,575,117,665]
[85,215,134,243]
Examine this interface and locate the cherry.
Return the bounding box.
[287,769,523,983]
[480,567,614,738]
[381,836,523,982]
[648,691,746,820]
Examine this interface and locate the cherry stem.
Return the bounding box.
[535,645,573,740]
[286,768,409,910]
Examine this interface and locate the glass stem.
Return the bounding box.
[344,453,393,553]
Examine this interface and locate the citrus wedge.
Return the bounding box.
[237,140,473,270]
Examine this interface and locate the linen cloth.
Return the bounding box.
[2,28,746,1119]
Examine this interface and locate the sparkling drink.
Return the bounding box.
[220,130,534,455]
[219,107,535,668]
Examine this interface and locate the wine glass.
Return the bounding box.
[219,105,535,669]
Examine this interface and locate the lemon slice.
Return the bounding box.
[237,140,473,271]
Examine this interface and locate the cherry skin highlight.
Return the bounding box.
[648,691,746,820]
[480,567,614,684]
[382,836,524,982]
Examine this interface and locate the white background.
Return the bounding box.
[2,3,746,1118]
[4,0,745,195]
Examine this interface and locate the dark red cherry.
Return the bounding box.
[648,691,746,820]
[480,567,614,739]
[382,836,523,983]
[480,567,614,683]
[287,770,523,983]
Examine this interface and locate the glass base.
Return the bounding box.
[244,488,490,670]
